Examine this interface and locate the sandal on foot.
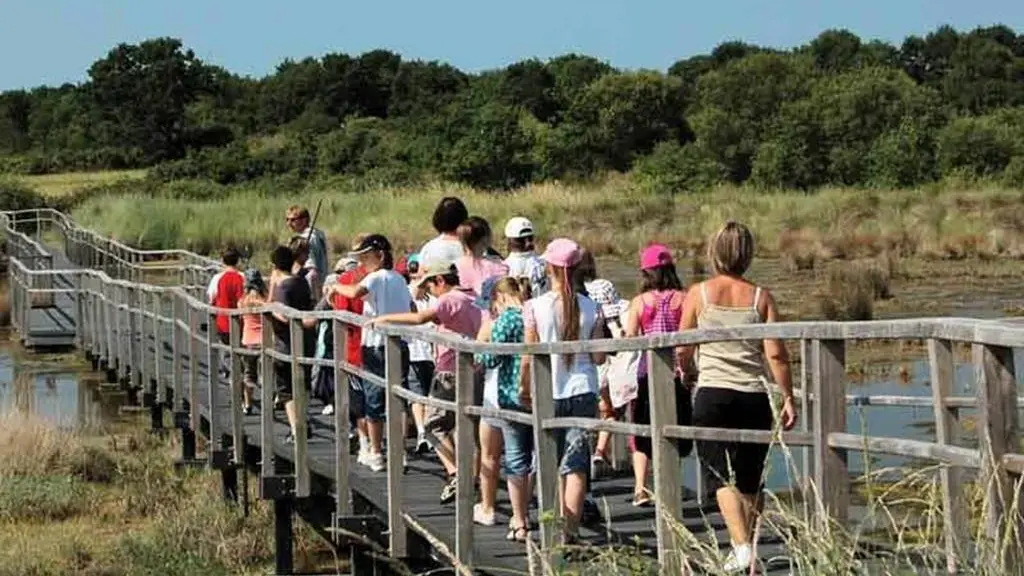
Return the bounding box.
[506,522,529,542]
[632,488,653,507]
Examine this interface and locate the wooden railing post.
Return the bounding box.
[153,291,166,408]
[332,318,351,519]
[129,285,142,391]
[172,293,185,417]
[259,311,276,484]
[385,334,408,557]
[811,339,848,525]
[649,347,683,573]
[973,343,1022,569]
[229,313,245,504]
[290,317,310,498]
[454,349,477,569]
[115,284,126,380]
[928,338,968,574]
[73,272,85,349]
[188,304,200,447]
[90,275,101,359]
[207,311,222,467]
[103,282,114,371]
[530,354,558,551]
[800,338,814,501]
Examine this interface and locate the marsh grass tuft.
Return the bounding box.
[0,410,334,575]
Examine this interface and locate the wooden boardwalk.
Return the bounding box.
[5,208,1024,576]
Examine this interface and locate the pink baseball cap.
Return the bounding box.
[640,244,673,270]
[541,238,583,268]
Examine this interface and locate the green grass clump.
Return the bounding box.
[0,475,89,521]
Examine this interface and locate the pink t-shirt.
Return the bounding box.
[432,289,484,373]
[456,255,509,296]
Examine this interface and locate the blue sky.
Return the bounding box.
[1,0,1021,90]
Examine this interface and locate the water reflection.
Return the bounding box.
[0,348,122,429]
[673,356,1024,493]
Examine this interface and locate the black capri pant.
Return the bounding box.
[692,386,773,496]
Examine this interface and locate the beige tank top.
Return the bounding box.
[695,282,769,393]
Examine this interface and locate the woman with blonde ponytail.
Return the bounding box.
[518,238,606,544]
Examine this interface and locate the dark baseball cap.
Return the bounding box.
[347,233,392,256]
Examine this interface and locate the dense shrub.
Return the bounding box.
[0,178,47,212]
[632,140,727,193]
[936,109,1024,179]
[866,119,938,187]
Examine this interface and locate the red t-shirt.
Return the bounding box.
[332,266,367,366]
[208,269,245,335]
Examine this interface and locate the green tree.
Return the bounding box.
[807,29,863,72]
[442,103,535,189]
[562,70,688,172]
[806,66,943,184]
[943,33,1023,113]
[690,52,816,181]
[87,37,209,161]
[0,90,33,154]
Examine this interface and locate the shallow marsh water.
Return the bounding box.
[0,345,128,429]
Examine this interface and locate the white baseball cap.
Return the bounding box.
[504,216,535,239]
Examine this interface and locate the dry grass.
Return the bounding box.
[0,411,116,481]
[0,409,334,576]
[815,255,898,321]
[17,170,145,197]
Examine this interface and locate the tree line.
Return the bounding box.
[1,24,1023,191]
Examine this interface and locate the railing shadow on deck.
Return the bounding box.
[3,207,1024,575]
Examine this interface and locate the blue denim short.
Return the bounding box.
[554,393,598,476]
[502,420,534,478]
[358,344,409,422]
[481,398,534,477]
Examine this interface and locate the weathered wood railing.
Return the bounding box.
[4,208,1024,575]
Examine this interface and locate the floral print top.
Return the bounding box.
[476,307,524,409]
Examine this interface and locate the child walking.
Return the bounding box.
[503,216,547,297]
[455,216,509,297]
[238,269,267,415]
[623,244,694,506]
[370,259,483,504]
[405,254,436,454]
[327,234,413,473]
[519,238,607,544]
[474,277,532,538]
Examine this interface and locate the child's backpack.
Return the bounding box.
[600,299,640,409]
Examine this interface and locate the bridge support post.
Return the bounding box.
[273,498,295,575]
[182,426,197,462]
[222,466,239,503]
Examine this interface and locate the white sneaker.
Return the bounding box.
[367,452,386,472]
[356,449,371,467]
[473,503,496,526]
[322,404,335,416]
[722,543,753,573]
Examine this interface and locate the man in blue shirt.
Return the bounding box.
[286,204,328,296]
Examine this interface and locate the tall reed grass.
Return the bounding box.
[69,177,1024,264]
